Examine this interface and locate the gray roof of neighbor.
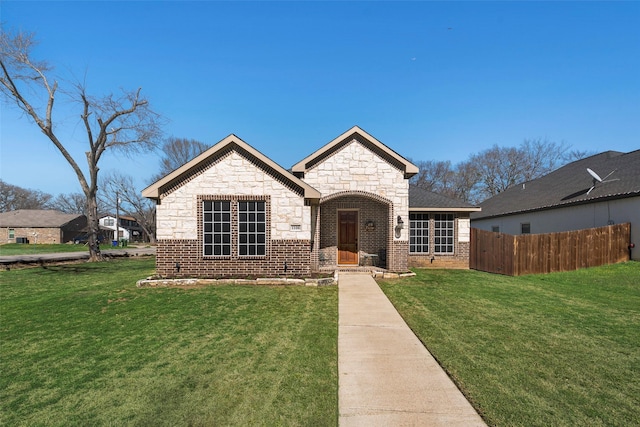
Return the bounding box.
[0,210,85,227]
[409,185,480,210]
[472,150,640,220]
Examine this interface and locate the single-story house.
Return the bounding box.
[143,126,480,278]
[0,209,87,244]
[471,150,640,261]
[99,214,144,242]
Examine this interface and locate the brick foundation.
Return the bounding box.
[156,239,311,278]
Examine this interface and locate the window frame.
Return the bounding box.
[200,196,270,259]
[434,213,455,254]
[203,200,232,257]
[409,213,429,254]
[521,223,531,234]
[238,200,266,257]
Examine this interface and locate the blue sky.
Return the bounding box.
[1,1,638,196]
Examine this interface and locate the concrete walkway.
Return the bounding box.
[338,272,486,426]
[0,247,156,269]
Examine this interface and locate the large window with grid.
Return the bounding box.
[409,213,429,253]
[434,213,454,254]
[203,200,231,256]
[238,201,266,256]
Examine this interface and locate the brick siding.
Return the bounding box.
[156,239,311,278]
[2,227,62,244]
[408,215,471,269]
[318,195,394,269]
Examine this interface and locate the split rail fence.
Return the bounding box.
[470,223,631,276]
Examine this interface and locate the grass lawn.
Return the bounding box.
[379,262,640,427]
[0,243,132,256]
[1,258,338,426]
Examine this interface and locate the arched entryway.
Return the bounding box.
[314,191,393,270]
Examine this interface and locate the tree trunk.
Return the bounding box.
[85,193,103,261]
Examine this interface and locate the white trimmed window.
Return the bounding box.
[434,213,454,254]
[409,213,429,253]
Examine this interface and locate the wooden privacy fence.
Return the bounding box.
[470,223,631,276]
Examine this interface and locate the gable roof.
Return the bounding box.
[409,185,481,212]
[472,150,640,220]
[291,126,419,178]
[0,210,85,228]
[142,134,321,201]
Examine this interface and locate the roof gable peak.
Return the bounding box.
[142,134,320,200]
[291,126,418,178]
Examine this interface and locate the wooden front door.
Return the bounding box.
[338,211,358,264]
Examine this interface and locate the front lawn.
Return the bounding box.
[379,262,640,427]
[0,258,338,426]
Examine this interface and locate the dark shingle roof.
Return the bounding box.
[409,185,480,210]
[472,150,640,220]
[0,210,84,228]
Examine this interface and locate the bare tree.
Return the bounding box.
[1,29,163,260]
[0,180,53,212]
[411,138,569,204]
[450,161,481,204]
[100,172,156,243]
[50,192,87,215]
[520,138,569,181]
[410,160,455,193]
[563,149,597,163]
[150,137,209,183]
[470,139,568,201]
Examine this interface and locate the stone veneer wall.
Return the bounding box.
[157,239,311,278]
[154,149,314,278]
[301,137,410,272]
[156,150,311,241]
[301,138,410,240]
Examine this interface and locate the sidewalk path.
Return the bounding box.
[0,246,155,268]
[338,272,486,426]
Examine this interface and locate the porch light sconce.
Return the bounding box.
[395,215,404,238]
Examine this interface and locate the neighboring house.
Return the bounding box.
[0,209,87,244]
[471,150,640,261]
[143,126,479,277]
[99,214,144,242]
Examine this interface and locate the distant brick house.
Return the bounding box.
[0,209,87,244]
[143,126,480,278]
